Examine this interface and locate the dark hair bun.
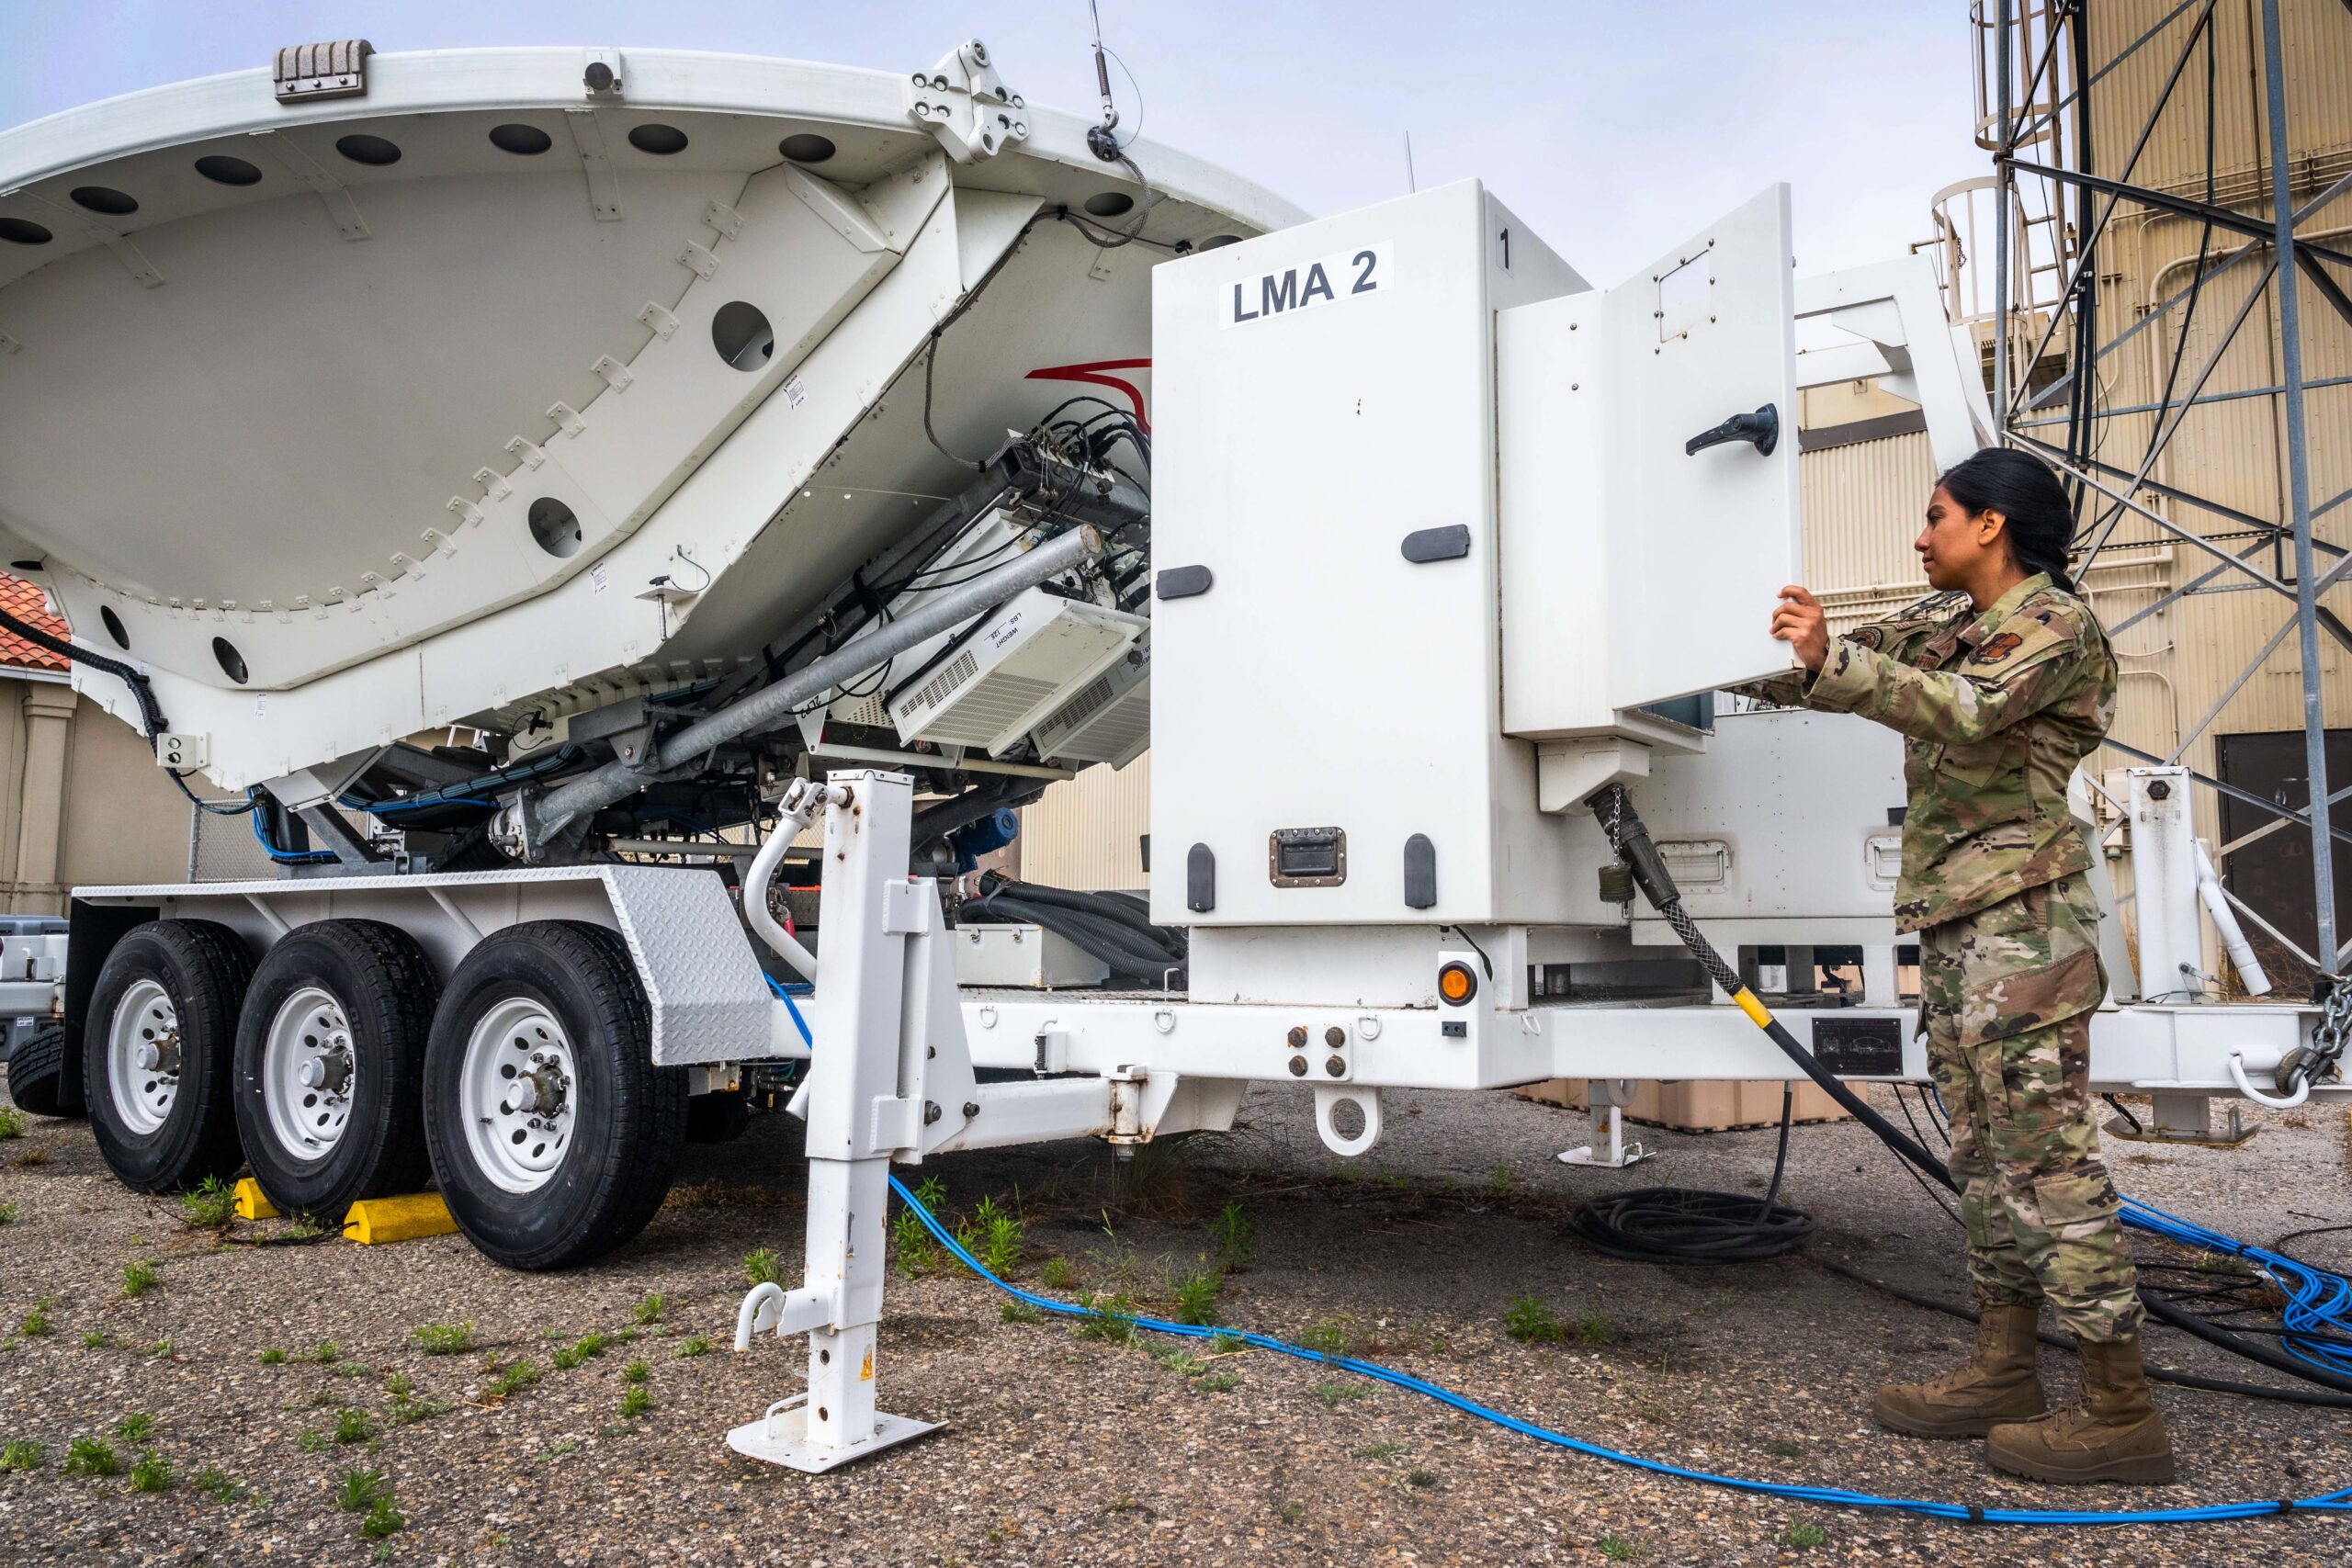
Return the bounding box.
[1936,447,2076,592]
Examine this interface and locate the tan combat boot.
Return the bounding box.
[1985,1337,2176,1483]
[1872,1302,2048,1438]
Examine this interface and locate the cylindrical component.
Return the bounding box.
[536,526,1101,835]
[949,807,1021,870]
[2193,842,2271,998]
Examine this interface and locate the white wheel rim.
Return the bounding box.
[459,997,577,1194]
[262,986,357,1162]
[107,978,180,1135]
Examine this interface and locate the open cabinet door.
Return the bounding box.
[1602,183,1801,708]
[1499,184,1801,740]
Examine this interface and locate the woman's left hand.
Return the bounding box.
[1771,584,1830,672]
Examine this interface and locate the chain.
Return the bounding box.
[2290,976,2352,1095]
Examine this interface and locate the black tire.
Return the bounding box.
[5,1022,74,1119]
[423,921,687,1270]
[232,919,438,1220]
[85,919,254,1193]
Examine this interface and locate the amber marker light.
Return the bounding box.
[1437,961,1477,1006]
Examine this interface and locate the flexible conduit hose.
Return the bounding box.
[772,995,2352,1522]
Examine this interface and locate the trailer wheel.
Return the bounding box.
[423,921,686,1269]
[5,1022,74,1119]
[232,920,438,1219]
[85,919,254,1192]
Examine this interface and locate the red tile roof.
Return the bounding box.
[0,573,70,672]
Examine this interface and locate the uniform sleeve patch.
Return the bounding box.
[1974,631,2026,663]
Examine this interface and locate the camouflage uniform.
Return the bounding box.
[1743,572,2141,1342]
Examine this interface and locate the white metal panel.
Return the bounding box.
[1148,180,1589,927]
[1499,185,1801,739]
[1602,183,1799,707]
[1625,709,1906,945]
[74,863,774,1066]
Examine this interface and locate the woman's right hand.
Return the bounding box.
[1771,585,1829,672]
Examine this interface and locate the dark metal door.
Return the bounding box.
[2214,729,2352,992]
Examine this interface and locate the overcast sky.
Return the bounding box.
[1,1,1984,283]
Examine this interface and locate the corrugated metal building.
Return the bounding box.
[1019,0,2352,990]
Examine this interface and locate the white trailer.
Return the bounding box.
[0,39,2335,1471]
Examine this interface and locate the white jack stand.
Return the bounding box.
[727,772,948,1472]
[1556,1078,1655,1169]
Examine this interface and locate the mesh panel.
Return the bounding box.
[188,800,279,881]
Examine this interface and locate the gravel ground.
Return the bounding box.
[3,1067,2349,1566]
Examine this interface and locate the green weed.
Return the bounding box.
[1074,1292,1139,1348]
[413,1321,474,1356]
[1040,1257,1078,1291]
[1148,1344,1206,1376]
[193,1466,240,1502]
[622,1359,650,1384]
[114,1412,153,1441]
[619,1384,650,1420]
[890,1208,940,1277]
[129,1450,173,1493]
[295,1430,331,1453]
[632,1292,666,1326]
[258,1347,287,1365]
[550,1331,610,1371]
[335,1467,388,1512]
[81,1331,107,1349]
[487,1359,542,1398]
[0,1105,23,1139]
[1298,1319,1350,1359]
[1208,1201,1255,1269]
[674,1336,712,1359]
[1211,1330,1243,1355]
[1782,1522,1827,1550]
[64,1436,119,1476]
[1193,1371,1241,1393]
[1765,1438,1803,1459]
[17,1304,51,1338]
[1313,1381,1369,1407]
[177,1176,235,1228]
[999,1301,1043,1325]
[120,1258,159,1298]
[1503,1292,1565,1344]
[1354,1440,1408,1461]
[334,1409,374,1445]
[0,1201,17,1225]
[1574,1309,1616,1347]
[742,1247,783,1286]
[1599,1534,1643,1561]
[1486,1164,1515,1197]
[309,1341,343,1364]
[978,1201,1024,1277]
[1170,1269,1221,1326]
[0,1439,43,1472]
[361,1495,404,1539]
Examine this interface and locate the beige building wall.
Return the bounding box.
[0,679,198,913]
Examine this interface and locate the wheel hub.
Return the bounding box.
[459,998,579,1193]
[261,987,359,1162]
[107,978,181,1135]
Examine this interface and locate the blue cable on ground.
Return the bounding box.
[778,1003,2350,1525]
[884,1172,2349,1527]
